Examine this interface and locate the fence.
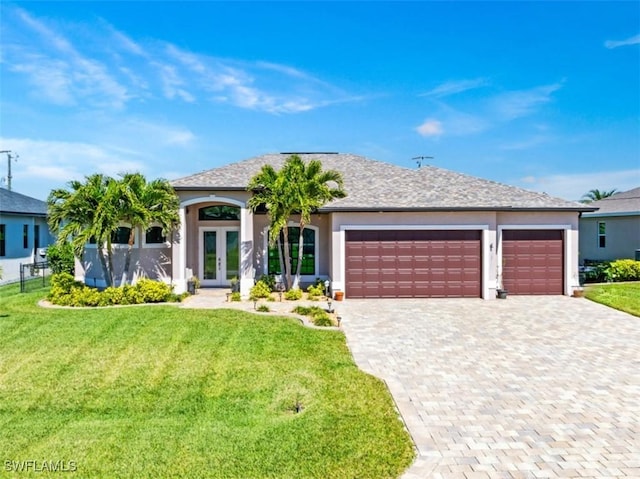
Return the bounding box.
[20,261,50,293]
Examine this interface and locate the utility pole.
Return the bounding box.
[0,150,18,191]
[412,155,434,168]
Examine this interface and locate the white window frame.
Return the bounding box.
[142,224,171,249]
[86,222,138,249]
[597,221,606,249]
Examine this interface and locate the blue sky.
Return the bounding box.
[1,1,639,201]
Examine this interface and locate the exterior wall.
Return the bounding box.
[0,213,54,283]
[329,210,581,299]
[579,215,640,261]
[75,228,172,288]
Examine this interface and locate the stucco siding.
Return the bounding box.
[579,216,640,261]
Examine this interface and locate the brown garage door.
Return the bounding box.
[345,230,481,298]
[502,229,563,295]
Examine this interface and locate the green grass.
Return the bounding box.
[585,282,640,317]
[0,282,414,478]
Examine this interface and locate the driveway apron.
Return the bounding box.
[338,296,640,479]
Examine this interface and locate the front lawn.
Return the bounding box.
[0,282,414,478]
[585,282,640,317]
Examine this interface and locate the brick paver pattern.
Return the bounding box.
[338,296,640,479]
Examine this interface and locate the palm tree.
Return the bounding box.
[48,174,120,287]
[247,155,346,290]
[117,173,180,285]
[580,188,618,203]
[247,164,296,289]
[282,156,346,289]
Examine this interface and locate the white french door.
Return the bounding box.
[198,227,240,286]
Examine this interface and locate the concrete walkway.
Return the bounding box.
[338,296,640,478]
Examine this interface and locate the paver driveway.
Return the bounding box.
[338,296,640,479]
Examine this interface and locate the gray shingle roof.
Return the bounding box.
[171,153,591,211]
[0,188,48,216]
[582,187,640,216]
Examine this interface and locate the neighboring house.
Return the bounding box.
[579,187,640,262]
[0,188,55,283]
[77,153,594,298]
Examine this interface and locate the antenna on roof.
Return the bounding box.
[412,156,433,168]
[0,150,19,191]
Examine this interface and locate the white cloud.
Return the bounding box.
[514,169,640,201]
[416,119,444,137]
[421,78,489,98]
[499,134,551,151]
[605,34,640,49]
[491,82,563,121]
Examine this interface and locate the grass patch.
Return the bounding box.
[0,283,414,478]
[585,282,640,317]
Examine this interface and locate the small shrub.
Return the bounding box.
[100,286,126,306]
[292,305,312,315]
[136,278,173,303]
[306,283,324,299]
[46,242,75,275]
[605,259,640,282]
[250,280,272,299]
[284,288,302,301]
[257,304,270,312]
[230,292,241,302]
[311,311,333,327]
[266,296,275,302]
[258,274,276,292]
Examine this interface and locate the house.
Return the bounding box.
[77,153,595,298]
[0,188,55,283]
[579,187,640,262]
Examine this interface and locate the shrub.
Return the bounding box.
[284,288,302,301]
[257,274,276,292]
[292,305,312,315]
[257,304,270,312]
[311,310,333,327]
[306,283,324,299]
[230,292,241,302]
[99,286,126,306]
[46,242,75,275]
[250,280,272,299]
[136,278,173,303]
[605,259,640,282]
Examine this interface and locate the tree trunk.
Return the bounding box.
[97,248,112,288]
[106,240,115,288]
[292,224,305,289]
[276,234,286,289]
[120,229,135,286]
[282,227,293,290]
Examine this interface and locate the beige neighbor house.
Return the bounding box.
[77,153,595,299]
[579,187,640,262]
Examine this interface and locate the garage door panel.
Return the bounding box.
[502,229,563,295]
[345,230,481,298]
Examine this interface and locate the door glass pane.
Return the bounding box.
[226,231,239,280]
[203,231,217,280]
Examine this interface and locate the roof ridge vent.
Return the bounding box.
[279,152,339,155]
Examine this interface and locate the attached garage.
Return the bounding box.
[501,229,564,295]
[345,229,482,298]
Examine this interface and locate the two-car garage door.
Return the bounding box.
[345,230,482,298]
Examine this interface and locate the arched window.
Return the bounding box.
[198,205,240,221]
[145,226,165,244]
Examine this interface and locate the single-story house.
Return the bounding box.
[77,153,595,298]
[579,187,640,262]
[0,188,55,283]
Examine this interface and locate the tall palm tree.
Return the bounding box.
[283,156,346,289]
[580,188,618,203]
[48,174,120,287]
[247,155,346,290]
[247,164,295,289]
[117,173,180,285]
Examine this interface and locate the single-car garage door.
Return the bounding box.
[502,229,563,295]
[345,230,481,298]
